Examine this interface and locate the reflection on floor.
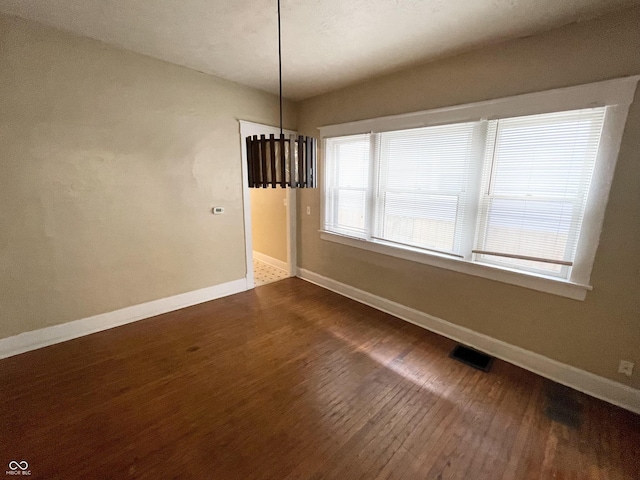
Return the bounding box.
[253,259,289,286]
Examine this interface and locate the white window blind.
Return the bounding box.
[374,122,482,255]
[324,134,371,238]
[473,107,606,277]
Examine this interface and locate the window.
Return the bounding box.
[375,122,480,255]
[324,134,370,238]
[474,108,605,278]
[320,77,639,299]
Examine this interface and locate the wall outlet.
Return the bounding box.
[306,206,311,215]
[618,360,634,377]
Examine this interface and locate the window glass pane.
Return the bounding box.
[383,125,473,191]
[376,122,480,254]
[335,141,369,189]
[335,189,366,233]
[480,198,576,274]
[490,110,604,198]
[324,135,370,238]
[475,107,605,277]
[381,193,458,251]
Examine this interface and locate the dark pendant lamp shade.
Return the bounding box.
[246,134,317,188]
[245,0,318,189]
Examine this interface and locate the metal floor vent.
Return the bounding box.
[449,345,494,372]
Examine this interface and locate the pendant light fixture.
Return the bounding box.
[245,0,317,188]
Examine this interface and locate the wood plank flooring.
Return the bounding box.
[1,278,638,479]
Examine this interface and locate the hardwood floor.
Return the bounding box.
[1,278,638,479]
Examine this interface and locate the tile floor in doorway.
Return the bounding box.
[253,259,289,286]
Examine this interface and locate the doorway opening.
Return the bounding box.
[240,121,297,288]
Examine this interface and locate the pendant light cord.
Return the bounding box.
[278,0,283,136]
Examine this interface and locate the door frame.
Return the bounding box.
[239,120,297,289]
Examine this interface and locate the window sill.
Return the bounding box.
[319,231,592,301]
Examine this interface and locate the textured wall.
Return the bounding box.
[250,188,288,263]
[297,7,640,388]
[0,14,295,338]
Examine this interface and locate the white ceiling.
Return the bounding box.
[1,0,638,100]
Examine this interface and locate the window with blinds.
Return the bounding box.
[324,135,371,238]
[323,106,607,281]
[374,122,481,255]
[473,108,605,277]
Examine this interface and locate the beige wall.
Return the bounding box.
[250,188,288,264]
[0,14,295,339]
[297,7,640,388]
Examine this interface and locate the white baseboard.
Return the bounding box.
[0,278,248,360]
[297,268,640,415]
[253,251,289,273]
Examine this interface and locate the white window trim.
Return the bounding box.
[318,76,640,301]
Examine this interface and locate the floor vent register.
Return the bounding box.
[450,344,494,372]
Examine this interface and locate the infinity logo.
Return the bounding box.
[8,461,28,471]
